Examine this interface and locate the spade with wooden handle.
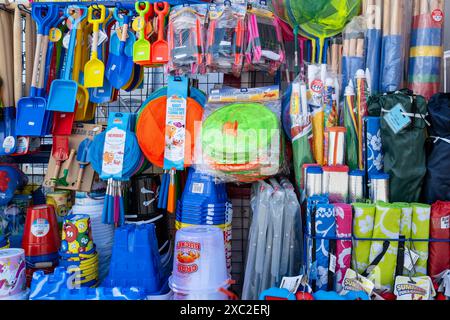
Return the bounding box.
[52,135,69,186]
[75,138,92,190]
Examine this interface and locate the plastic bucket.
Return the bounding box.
[0,248,26,298]
[170,226,228,292]
[22,205,60,257]
[0,288,30,300]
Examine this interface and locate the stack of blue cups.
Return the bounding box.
[176,168,231,227]
[175,168,232,273]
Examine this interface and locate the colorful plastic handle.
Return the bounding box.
[88,5,106,25]
[135,1,150,15]
[154,2,169,16]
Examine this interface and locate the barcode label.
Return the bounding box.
[441,216,449,229]
[191,183,204,194]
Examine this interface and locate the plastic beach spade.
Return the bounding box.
[47,7,88,112]
[15,4,59,136]
[84,5,106,88]
[151,2,169,64]
[133,2,152,64]
[105,8,134,89]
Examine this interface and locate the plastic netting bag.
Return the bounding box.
[244,0,285,75]
[206,0,247,76]
[194,86,287,183]
[167,4,208,75]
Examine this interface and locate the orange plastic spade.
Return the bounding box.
[151,2,169,64]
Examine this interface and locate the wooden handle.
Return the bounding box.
[365,0,375,29]
[3,10,14,106]
[37,35,49,90]
[349,38,357,56]
[331,44,338,73]
[31,34,43,90]
[13,7,22,105]
[53,162,62,181]
[342,39,349,56]
[75,166,85,190]
[120,23,129,42]
[420,0,430,14]
[356,38,365,57]
[375,0,382,29]
[383,0,391,35]
[65,149,76,168]
[25,14,34,96]
[391,0,401,35]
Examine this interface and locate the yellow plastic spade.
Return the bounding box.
[84,5,106,88]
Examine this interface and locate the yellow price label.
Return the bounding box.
[49,28,62,42]
[132,16,145,32]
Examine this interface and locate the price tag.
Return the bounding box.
[329,253,336,273]
[403,248,420,271]
[62,32,71,49]
[441,216,449,229]
[191,182,204,194]
[97,30,108,47]
[49,28,62,42]
[132,16,145,32]
[280,275,304,293]
[384,103,411,134]
[89,30,108,48]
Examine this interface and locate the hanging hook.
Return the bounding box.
[18,4,31,15]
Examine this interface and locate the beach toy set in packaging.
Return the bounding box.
[195,86,285,183]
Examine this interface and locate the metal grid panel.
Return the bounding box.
[9,2,277,297]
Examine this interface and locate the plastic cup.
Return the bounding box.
[169,226,228,293]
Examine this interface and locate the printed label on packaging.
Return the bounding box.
[280,275,304,293]
[431,9,444,23]
[384,103,411,134]
[191,182,204,194]
[101,127,126,178]
[208,85,279,103]
[31,218,50,237]
[164,76,188,170]
[441,216,449,229]
[394,276,435,300]
[280,279,298,294]
[340,268,375,296]
[2,136,15,153]
[176,241,201,274]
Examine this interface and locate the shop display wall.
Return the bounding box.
[6,8,276,294]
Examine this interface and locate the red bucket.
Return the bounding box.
[22,205,60,257]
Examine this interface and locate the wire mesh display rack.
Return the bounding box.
[4,2,280,295]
